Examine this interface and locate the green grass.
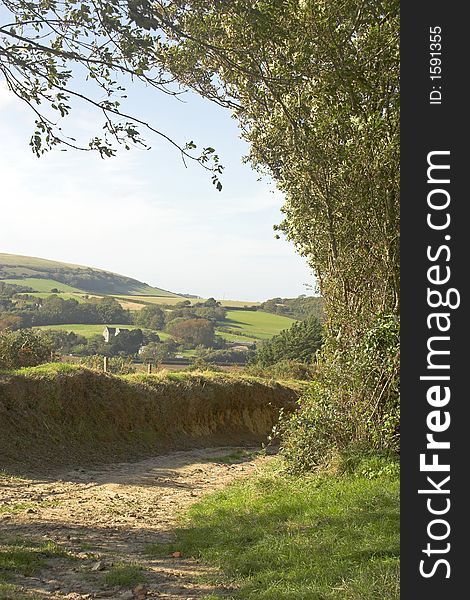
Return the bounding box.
[214,331,254,343]
[0,253,83,269]
[32,323,171,340]
[114,296,260,307]
[208,449,258,464]
[32,323,134,338]
[0,538,72,583]
[104,563,145,587]
[1,278,83,293]
[217,300,261,308]
[148,461,399,600]
[114,295,183,305]
[0,500,58,515]
[219,310,296,341]
[17,292,89,302]
[0,253,180,297]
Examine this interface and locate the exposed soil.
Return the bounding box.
[0,447,271,599]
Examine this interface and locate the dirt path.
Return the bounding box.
[0,447,271,599]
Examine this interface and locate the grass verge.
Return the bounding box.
[147,458,399,600]
[104,563,145,587]
[0,537,72,582]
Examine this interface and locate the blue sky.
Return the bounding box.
[0,75,315,301]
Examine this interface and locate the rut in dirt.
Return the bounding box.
[0,446,271,600]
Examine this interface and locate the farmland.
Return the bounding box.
[219,310,296,340]
[16,292,88,302]
[33,323,172,341]
[113,295,261,308]
[2,253,300,347]
[30,311,295,344]
[0,253,180,297]
[0,277,84,293]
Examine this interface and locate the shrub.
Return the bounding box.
[247,359,318,381]
[167,318,215,347]
[254,315,323,366]
[0,329,52,370]
[79,354,136,374]
[278,315,399,472]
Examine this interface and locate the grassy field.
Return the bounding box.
[114,296,261,308]
[30,312,294,343]
[220,310,296,340]
[32,323,171,341]
[1,278,84,293]
[218,300,261,308]
[0,253,181,297]
[150,459,400,600]
[17,292,160,311]
[0,253,84,269]
[17,292,88,302]
[114,295,185,306]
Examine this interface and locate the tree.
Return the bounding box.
[167,318,215,348]
[2,1,400,461]
[112,328,143,355]
[255,316,323,367]
[44,329,87,354]
[0,328,52,369]
[134,305,165,330]
[93,297,130,324]
[0,0,223,188]
[0,314,22,331]
[140,339,176,364]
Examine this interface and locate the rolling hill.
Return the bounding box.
[0,253,181,297]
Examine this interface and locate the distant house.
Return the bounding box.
[103,326,129,342]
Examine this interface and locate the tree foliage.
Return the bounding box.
[260,295,325,322]
[0,294,130,327]
[255,316,323,367]
[134,305,165,330]
[0,0,223,187]
[2,1,400,464]
[167,317,215,347]
[0,328,52,369]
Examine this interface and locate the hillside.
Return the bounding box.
[0,253,180,297]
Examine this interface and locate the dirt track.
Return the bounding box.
[0,447,270,599]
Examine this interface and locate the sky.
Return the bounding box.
[0,70,315,301]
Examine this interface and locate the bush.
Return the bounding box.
[0,329,52,370]
[167,318,215,347]
[254,315,323,366]
[79,354,136,374]
[278,315,399,473]
[247,359,318,381]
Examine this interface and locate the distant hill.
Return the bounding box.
[0,253,181,297]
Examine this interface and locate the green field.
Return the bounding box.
[0,253,83,270]
[220,310,296,340]
[31,313,292,345]
[0,253,181,297]
[218,300,261,308]
[153,460,399,600]
[114,296,261,308]
[113,295,181,306]
[1,278,84,293]
[17,292,89,302]
[33,323,172,341]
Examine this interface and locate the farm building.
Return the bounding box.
[103,326,129,342]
